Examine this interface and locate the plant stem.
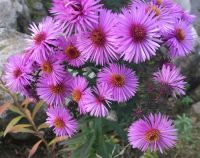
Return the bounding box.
[0,81,53,157]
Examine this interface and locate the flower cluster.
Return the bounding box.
[3,0,195,153]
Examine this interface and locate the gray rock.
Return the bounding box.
[0,28,29,71]
[33,1,44,11]
[0,0,17,28]
[175,0,191,11]
[191,0,200,36]
[192,102,200,116]
[176,53,200,89]
[0,0,30,29]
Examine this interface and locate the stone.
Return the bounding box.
[0,0,30,29]
[191,0,200,35]
[175,0,191,11]
[192,102,200,116]
[0,0,17,28]
[33,1,44,10]
[0,28,29,71]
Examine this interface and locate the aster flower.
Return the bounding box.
[128,113,177,153]
[50,0,102,35]
[165,21,193,57]
[153,64,186,97]
[98,64,138,103]
[28,17,62,61]
[152,0,174,8]
[77,9,119,65]
[4,54,33,94]
[85,84,113,117]
[57,36,86,67]
[70,76,92,114]
[38,53,66,84]
[146,3,175,35]
[46,106,78,137]
[37,74,73,106]
[179,10,196,24]
[117,5,160,63]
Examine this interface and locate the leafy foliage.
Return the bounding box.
[175,114,193,143]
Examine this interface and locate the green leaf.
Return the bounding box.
[48,136,68,146]
[8,105,24,116]
[32,100,44,120]
[9,124,34,134]
[37,123,49,131]
[4,116,23,136]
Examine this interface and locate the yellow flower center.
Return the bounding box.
[65,45,80,59]
[50,84,64,94]
[145,129,160,142]
[13,69,22,78]
[175,28,185,41]
[54,117,65,129]
[111,74,125,87]
[34,32,46,45]
[72,89,82,102]
[41,61,53,73]
[131,25,147,42]
[156,0,162,5]
[91,29,106,46]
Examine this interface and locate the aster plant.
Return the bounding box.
[2,0,196,157]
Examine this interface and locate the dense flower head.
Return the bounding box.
[117,4,161,63]
[50,0,102,35]
[46,106,78,137]
[153,64,186,97]
[85,84,113,117]
[70,76,92,114]
[37,74,73,106]
[98,64,138,103]
[57,36,86,67]
[28,17,62,61]
[38,53,66,84]
[165,21,193,57]
[77,9,119,65]
[128,113,177,153]
[4,54,33,94]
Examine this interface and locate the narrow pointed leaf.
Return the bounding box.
[0,102,12,115]
[8,105,24,116]
[28,140,42,158]
[48,136,68,146]
[37,123,49,131]
[4,116,23,136]
[32,100,44,120]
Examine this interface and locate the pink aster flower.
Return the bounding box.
[128,113,177,153]
[37,74,73,106]
[84,84,113,117]
[28,17,62,61]
[4,54,33,94]
[152,0,174,8]
[117,5,160,63]
[50,0,102,35]
[57,36,86,67]
[165,21,193,57]
[70,76,92,114]
[46,106,78,137]
[153,64,186,97]
[38,53,66,84]
[145,3,175,35]
[98,64,139,103]
[77,9,119,65]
